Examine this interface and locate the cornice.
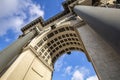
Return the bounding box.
[21,0,77,32]
[21,0,100,32]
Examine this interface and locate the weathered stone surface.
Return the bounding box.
[77,24,120,80]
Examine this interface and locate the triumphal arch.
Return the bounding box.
[0,0,120,80]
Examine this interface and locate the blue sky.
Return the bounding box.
[0,0,98,80]
[53,51,98,80]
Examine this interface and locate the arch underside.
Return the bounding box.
[31,22,88,68]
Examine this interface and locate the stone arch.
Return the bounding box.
[31,20,91,68]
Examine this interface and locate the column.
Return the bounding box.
[0,30,36,74]
[74,5,120,53]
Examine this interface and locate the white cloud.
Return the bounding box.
[62,66,73,76]
[0,0,44,36]
[54,54,66,72]
[86,75,98,80]
[62,66,74,77]
[71,70,84,80]
[71,66,95,80]
[29,3,44,21]
[54,60,63,72]
[79,67,90,76]
[65,66,72,75]
[74,66,90,76]
[5,37,11,42]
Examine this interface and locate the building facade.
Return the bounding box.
[0,0,120,80]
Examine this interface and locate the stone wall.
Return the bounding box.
[0,48,52,80]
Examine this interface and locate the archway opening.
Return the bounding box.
[52,50,99,80]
